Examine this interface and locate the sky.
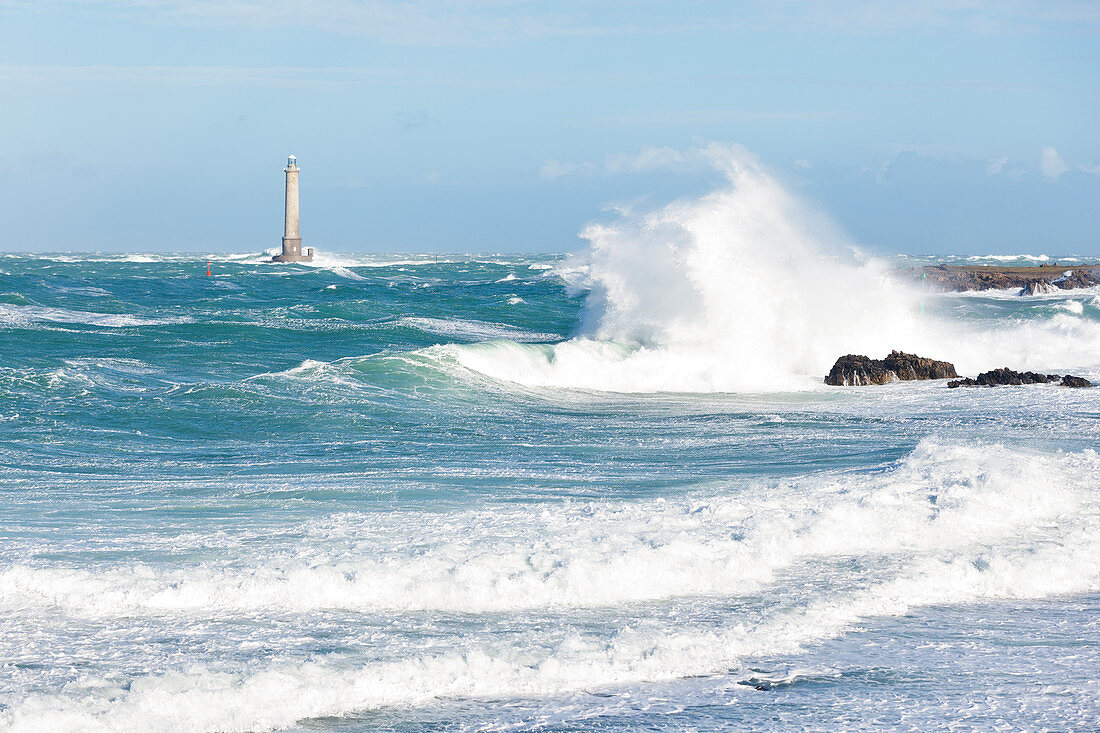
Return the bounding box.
[1,0,1098,255]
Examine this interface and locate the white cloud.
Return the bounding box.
[794,158,812,169]
[538,159,591,180]
[986,156,1007,175]
[603,146,687,174]
[539,145,714,181]
[1039,146,1069,179]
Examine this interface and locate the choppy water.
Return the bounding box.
[1,245,1098,732]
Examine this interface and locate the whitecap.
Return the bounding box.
[0,303,191,328]
[428,145,1100,393]
[396,316,559,343]
[2,439,1097,731]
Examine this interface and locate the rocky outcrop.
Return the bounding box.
[825,355,893,386]
[881,351,958,381]
[910,264,1100,294]
[1018,279,1060,296]
[947,368,1093,388]
[947,369,1057,387]
[1052,269,1097,290]
[825,351,958,386]
[827,355,1094,389]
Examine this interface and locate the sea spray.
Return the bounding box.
[2,251,1099,732]
[449,145,926,391]
[448,144,1100,392]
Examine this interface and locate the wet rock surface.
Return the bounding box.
[947,368,1093,388]
[826,357,1093,389]
[906,264,1100,294]
[825,351,958,386]
[1018,279,1060,296]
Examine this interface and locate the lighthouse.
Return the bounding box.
[271,155,314,262]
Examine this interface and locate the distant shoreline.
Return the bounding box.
[902,263,1100,293]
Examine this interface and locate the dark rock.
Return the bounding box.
[1018,279,1058,296]
[1052,270,1096,290]
[906,264,1100,293]
[824,354,889,386]
[948,368,1093,388]
[882,351,958,381]
[825,351,958,386]
[975,368,1057,386]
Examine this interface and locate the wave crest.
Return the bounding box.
[3,438,1098,731]
[448,144,1100,392]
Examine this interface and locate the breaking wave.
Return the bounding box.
[396,316,560,343]
[0,303,191,329]
[2,439,1094,616]
[2,438,1097,731]
[438,144,1100,393]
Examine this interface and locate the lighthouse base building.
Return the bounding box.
[272,238,313,263]
[272,155,314,263]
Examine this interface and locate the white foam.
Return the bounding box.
[966,253,1051,263]
[1056,300,1086,315]
[0,303,191,328]
[326,266,366,280]
[443,145,1100,392]
[246,359,360,389]
[1,439,1094,616]
[3,439,1097,732]
[396,316,558,343]
[944,283,1100,302]
[47,285,111,296]
[447,144,926,392]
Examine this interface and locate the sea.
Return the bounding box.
[2,161,1099,732]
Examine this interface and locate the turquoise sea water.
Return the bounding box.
[1,250,1099,732]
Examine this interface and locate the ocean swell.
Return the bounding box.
[3,438,1097,732]
[2,438,1095,616]
[0,303,191,329]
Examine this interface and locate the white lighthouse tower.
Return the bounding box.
[272,155,314,262]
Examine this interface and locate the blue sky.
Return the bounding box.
[2,1,1098,254]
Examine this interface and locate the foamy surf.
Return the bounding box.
[0,303,191,328]
[428,146,1100,393]
[2,440,1096,732]
[396,316,560,343]
[2,154,1099,733]
[0,439,1094,618]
